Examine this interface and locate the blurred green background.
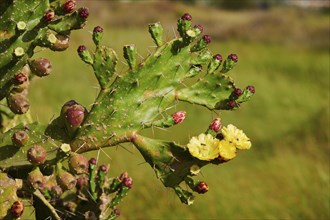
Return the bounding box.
[28,0,329,219]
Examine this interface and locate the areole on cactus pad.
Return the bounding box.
[0,1,255,219]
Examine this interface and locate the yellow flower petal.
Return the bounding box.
[222,124,251,150]
[218,140,236,161]
[187,133,219,161]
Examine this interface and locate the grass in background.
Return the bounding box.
[27,2,329,219]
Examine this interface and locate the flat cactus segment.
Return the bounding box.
[177,74,236,110]
[132,135,208,188]
[0,122,67,170]
[0,172,19,219]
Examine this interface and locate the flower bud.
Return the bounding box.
[207,53,223,74]
[99,164,107,172]
[194,24,203,33]
[221,53,238,73]
[172,111,186,124]
[246,85,255,94]
[69,153,89,174]
[63,0,76,13]
[57,171,77,190]
[181,13,192,21]
[93,26,104,46]
[27,168,44,189]
[228,100,238,109]
[78,7,89,19]
[196,181,208,194]
[191,35,211,52]
[10,201,24,218]
[122,176,133,189]
[30,58,52,77]
[233,88,243,97]
[27,145,47,165]
[77,45,93,64]
[12,130,29,146]
[178,13,192,38]
[44,10,55,22]
[209,118,221,132]
[89,157,97,166]
[15,73,28,84]
[6,92,30,114]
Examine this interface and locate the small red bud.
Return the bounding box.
[196,181,208,194]
[78,7,89,19]
[99,164,107,172]
[209,118,221,132]
[202,35,211,44]
[77,45,86,53]
[113,208,121,216]
[63,0,76,13]
[27,145,47,165]
[172,111,186,124]
[229,53,238,62]
[214,54,223,62]
[194,24,203,32]
[228,100,238,109]
[43,10,55,22]
[122,177,133,189]
[10,201,24,218]
[246,85,255,94]
[181,13,192,21]
[15,73,28,84]
[233,88,243,97]
[89,157,97,166]
[93,26,103,33]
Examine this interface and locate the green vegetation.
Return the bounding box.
[11,2,330,219]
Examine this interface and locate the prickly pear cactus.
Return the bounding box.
[0,2,256,219]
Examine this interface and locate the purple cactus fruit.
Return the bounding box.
[30,58,52,77]
[43,10,55,22]
[63,0,76,13]
[76,175,89,190]
[89,157,97,166]
[69,153,89,174]
[172,111,186,124]
[12,130,29,146]
[194,24,203,32]
[233,88,243,97]
[65,104,87,128]
[122,176,133,189]
[228,53,238,62]
[27,145,47,165]
[202,35,212,44]
[57,171,77,190]
[10,201,24,218]
[7,93,30,114]
[93,26,103,33]
[228,100,237,109]
[27,168,44,189]
[181,13,192,21]
[209,118,221,132]
[246,85,255,94]
[214,54,223,62]
[196,181,209,194]
[15,73,28,84]
[78,7,89,19]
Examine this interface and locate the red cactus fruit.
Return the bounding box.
[181,13,192,21]
[214,54,223,62]
[7,93,30,114]
[93,26,103,33]
[196,181,209,194]
[43,10,55,22]
[78,7,89,19]
[89,157,97,166]
[202,35,212,44]
[233,88,243,97]
[122,176,133,189]
[27,145,47,165]
[228,53,238,62]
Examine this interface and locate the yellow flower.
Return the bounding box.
[218,140,236,161]
[187,133,220,161]
[221,124,251,149]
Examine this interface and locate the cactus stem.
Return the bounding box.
[33,190,61,220]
